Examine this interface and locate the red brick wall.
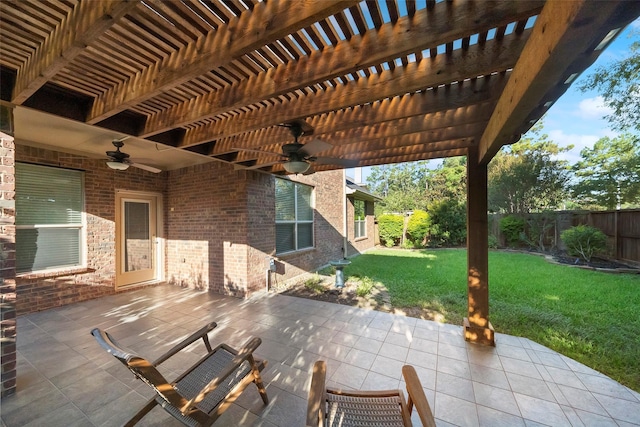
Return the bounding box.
[14,145,166,314]
[166,162,252,297]
[1,132,16,397]
[346,197,377,256]
[265,170,346,282]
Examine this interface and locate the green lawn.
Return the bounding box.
[345,248,640,392]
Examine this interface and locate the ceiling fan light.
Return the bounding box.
[283,160,310,174]
[106,161,130,171]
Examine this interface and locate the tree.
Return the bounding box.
[488,121,572,213]
[424,156,467,206]
[366,162,428,214]
[579,34,640,132]
[571,133,640,209]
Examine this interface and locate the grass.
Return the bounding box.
[345,248,640,392]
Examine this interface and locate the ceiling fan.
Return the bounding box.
[106,139,162,173]
[237,122,358,174]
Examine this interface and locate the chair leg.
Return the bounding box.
[250,356,269,404]
[255,376,269,404]
[124,397,158,427]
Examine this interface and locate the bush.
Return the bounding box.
[500,215,525,247]
[406,210,430,247]
[488,234,499,249]
[378,214,404,247]
[560,225,607,262]
[428,199,466,247]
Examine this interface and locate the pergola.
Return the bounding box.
[1,0,639,350]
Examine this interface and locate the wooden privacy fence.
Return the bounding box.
[489,209,640,264]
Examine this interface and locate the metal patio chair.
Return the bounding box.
[91,322,268,426]
[306,360,436,427]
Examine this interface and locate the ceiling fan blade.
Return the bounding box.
[313,157,359,168]
[131,162,162,173]
[298,138,332,157]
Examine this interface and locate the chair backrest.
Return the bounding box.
[91,328,188,408]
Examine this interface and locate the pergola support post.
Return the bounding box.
[464,146,495,346]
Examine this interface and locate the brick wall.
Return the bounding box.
[14,145,166,314]
[0,132,16,397]
[166,162,252,297]
[346,197,377,256]
[266,170,346,282]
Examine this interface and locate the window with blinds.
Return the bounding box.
[15,163,85,273]
[275,179,314,254]
[354,199,366,239]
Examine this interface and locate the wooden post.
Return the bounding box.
[464,146,495,346]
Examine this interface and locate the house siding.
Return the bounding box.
[268,171,345,282]
[13,145,166,314]
[346,197,377,257]
[1,132,16,397]
[10,144,356,311]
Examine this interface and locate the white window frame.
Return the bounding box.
[354,199,366,239]
[275,179,314,254]
[15,163,86,274]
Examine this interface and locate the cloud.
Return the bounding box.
[574,96,613,120]
[547,129,617,164]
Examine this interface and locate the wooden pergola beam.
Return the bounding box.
[222,107,489,159]
[87,0,359,124]
[11,1,137,104]
[211,74,507,159]
[140,0,543,137]
[178,34,528,148]
[478,0,640,165]
[232,122,483,164]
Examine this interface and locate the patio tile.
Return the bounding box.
[352,335,383,353]
[342,347,377,370]
[330,363,368,389]
[384,331,413,348]
[593,392,640,424]
[469,364,510,390]
[506,371,555,402]
[437,355,472,379]
[500,356,542,380]
[436,371,475,402]
[514,392,571,427]
[406,348,438,370]
[473,382,521,417]
[435,392,480,427]
[438,342,469,362]
[22,403,92,427]
[5,285,638,427]
[361,371,401,390]
[477,405,526,427]
[370,355,405,380]
[377,341,409,361]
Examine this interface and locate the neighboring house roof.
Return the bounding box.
[346,178,381,202]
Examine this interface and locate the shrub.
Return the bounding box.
[356,276,375,297]
[378,214,404,247]
[488,234,499,249]
[406,210,430,247]
[560,225,607,262]
[500,215,525,247]
[428,199,466,246]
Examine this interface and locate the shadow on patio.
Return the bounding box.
[2,284,639,426]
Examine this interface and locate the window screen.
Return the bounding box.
[275,179,314,254]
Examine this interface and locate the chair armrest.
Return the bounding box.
[180,337,263,413]
[402,365,436,427]
[306,360,326,427]
[152,321,217,366]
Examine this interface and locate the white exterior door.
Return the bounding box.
[116,192,159,288]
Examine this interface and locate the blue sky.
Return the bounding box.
[349,17,639,182]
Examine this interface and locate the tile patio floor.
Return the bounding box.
[2,284,639,427]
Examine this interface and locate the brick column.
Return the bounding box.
[0,119,16,396]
